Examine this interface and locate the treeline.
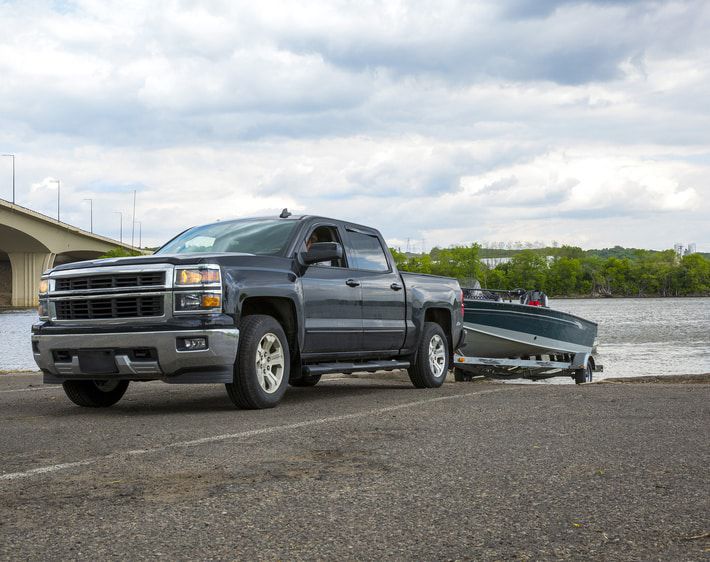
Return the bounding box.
[390,245,710,297]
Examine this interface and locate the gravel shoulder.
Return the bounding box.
[0,372,708,561]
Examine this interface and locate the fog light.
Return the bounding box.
[177,337,208,351]
[38,300,49,320]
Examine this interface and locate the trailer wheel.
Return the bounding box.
[574,363,593,384]
[408,322,449,388]
[226,314,290,409]
[62,380,129,407]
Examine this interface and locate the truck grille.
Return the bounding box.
[54,295,164,320]
[55,272,165,292]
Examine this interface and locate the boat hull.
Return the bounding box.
[463,300,597,358]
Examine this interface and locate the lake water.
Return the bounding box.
[1,298,709,378]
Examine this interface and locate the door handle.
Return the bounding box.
[390,283,403,291]
[346,279,360,287]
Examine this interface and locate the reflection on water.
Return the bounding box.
[1,298,709,377]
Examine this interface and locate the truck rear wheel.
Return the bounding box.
[62,380,129,407]
[226,314,290,409]
[408,322,449,388]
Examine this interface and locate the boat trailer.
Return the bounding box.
[453,351,603,384]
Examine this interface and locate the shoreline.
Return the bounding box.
[599,373,710,384]
[551,294,710,299]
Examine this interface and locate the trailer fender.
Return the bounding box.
[571,352,591,371]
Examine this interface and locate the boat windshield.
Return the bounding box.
[156,219,298,256]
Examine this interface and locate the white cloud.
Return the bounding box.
[0,0,708,251]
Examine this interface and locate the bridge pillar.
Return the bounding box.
[8,253,55,308]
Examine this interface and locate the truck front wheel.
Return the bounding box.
[62,380,129,407]
[408,322,450,388]
[226,314,290,409]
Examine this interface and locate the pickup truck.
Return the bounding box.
[32,211,464,409]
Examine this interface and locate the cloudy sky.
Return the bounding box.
[0,0,708,251]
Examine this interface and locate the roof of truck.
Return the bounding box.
[188,214,381,237]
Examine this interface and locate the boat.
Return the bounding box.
[461,287,598,358]
[455,286,601,383]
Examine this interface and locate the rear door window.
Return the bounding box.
[348,231,390,272]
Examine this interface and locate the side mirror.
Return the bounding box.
[301,242,343,265]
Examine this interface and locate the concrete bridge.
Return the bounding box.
[0,198,137,307]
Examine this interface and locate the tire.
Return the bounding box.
[574,363,593,384]
[226,314,290,409]
[408,322,450,388]
[62,379,129,407]
[289,375,321,387]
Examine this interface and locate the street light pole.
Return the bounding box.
[50,179,60,222]
[113,211,123,243]
[83,198,93,233]
[134,220,142,248]
[1,154,14,204]
[131,190,136,247]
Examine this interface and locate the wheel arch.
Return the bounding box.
[423,307,453,359]
[239,296,299,356]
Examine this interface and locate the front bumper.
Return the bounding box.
[32,328,239,384]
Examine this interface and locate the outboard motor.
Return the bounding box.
[521,289,548,307]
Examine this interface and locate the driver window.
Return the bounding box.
[304,226,347,268]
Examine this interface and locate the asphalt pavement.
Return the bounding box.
[0,372,708,561]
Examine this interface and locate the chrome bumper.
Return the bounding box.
[32,329,239,381]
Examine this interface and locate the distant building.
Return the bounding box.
[481,257,512,267]
[673,242,696,257]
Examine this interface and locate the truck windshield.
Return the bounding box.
[156,219,298,256]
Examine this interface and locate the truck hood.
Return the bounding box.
[50,252,270,272]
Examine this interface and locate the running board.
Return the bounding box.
[303,360,410,376]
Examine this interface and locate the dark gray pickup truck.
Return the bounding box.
[32,212,464,409]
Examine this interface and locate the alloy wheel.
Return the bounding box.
[255,333,285,393]
[428,334,446,378]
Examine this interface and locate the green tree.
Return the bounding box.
[389,248,408,270]
[601,257,633,295]
[547,257,583,295]
[99,247,143,258]
[555,245,585,259]
[674,253,710,295]
[481,267,508,290]
[430,244,482,283]
[507,250,548,289]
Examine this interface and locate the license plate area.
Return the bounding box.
[78,349,118,374]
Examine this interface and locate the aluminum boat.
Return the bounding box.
[461,288,598,358]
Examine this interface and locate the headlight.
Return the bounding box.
[174,266,222,314]
[175,292,222,312]
[39,278,49,294]
[175,267,221,286]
